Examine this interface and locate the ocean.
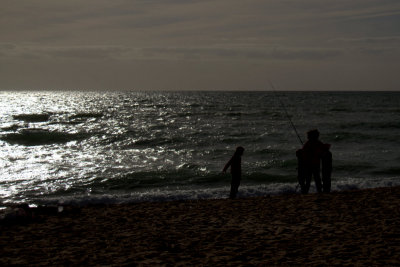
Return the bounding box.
[0,91,399,206]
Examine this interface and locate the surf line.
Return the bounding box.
[268,81,303,145]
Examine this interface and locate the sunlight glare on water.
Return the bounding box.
[0,91,399,204]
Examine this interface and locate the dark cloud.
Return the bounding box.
[1,44,343,62]
[332,36,400,44]
[0,44,131,60]
[142,47,343,61]
[44,46,129,60]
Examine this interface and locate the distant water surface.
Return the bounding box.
[0,91,399,205]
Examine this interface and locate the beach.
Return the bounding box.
[1,186,399,266]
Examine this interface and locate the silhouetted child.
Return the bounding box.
[296,130,331,193]
[223,146,244,199]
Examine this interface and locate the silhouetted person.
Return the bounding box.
[296,130,331,194]
[223,146,244,199]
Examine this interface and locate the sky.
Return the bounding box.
[1,0,400,91]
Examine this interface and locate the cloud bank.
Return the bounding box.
[1,0,399,90]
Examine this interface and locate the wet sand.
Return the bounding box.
[1,186,399,266]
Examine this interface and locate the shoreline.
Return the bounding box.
[3,176,400,207]
[1,186,399,266]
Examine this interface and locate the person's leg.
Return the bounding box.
[322,151,332,193]
[303,168,312,194]
[313,165,322,193]
[229,184,238,199]
[230,175,241,199]
[322,176,331,193]
[297,158,307,193]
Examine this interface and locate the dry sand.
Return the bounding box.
[1,186,399,266]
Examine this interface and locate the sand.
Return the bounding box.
[1,186,399,266]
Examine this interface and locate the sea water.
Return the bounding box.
[0,91,399,205]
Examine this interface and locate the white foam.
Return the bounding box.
[30,176,400,206]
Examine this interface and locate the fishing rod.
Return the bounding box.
[268,81,304,192]
[269,81,303,145]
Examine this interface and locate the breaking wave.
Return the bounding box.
[0,129,89,146]
[70,112,103,119]
[13,114,51,122]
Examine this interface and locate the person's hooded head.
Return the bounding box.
[307,129,320,141]
[235,146,244,156]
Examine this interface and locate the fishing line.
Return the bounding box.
[269,81,304,192]
[269,81,303,145]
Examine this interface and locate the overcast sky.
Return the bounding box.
[1,0,399,91]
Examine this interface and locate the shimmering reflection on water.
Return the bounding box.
[0,91,399,204]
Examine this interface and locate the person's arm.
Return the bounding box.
[222,157,232,173]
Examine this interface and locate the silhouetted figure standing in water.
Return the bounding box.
[223,146,244,199]
[297,130,332,194]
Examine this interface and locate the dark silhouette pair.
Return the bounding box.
[296,129,332,194]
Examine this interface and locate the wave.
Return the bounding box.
[0,129,89,146]
[226,112,242,117]
[13,114,50,122]
[327,132,373,142]
[336,164,374,172]
[326,131,399,144]
[53,169,298,197]
[329,107,353,112]
[70,112,103,119]
[220,137,246,144]
[371,167,400,176]
[338,122,400,130]
[91,170,224,191]
[254,148,288,157]
[1,124,21,132]
[134,136,185,146]
[27,177,400,206]
[244,172,296,183]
